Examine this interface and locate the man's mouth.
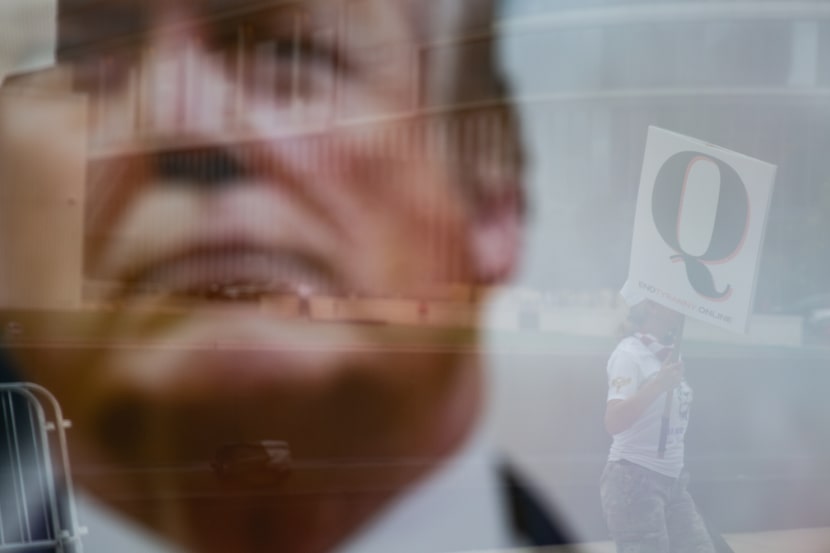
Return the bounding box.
[121,245,336,302]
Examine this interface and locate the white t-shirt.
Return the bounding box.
[606,335,693,478]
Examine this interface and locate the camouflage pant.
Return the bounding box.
[600,460,716,553]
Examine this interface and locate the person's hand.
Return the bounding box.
[652,359,684,393]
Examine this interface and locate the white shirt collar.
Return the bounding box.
[335,426,513,553]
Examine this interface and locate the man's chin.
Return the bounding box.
[75,344,478,520]
[11,303,480,508]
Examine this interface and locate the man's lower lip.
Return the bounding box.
[126,250,330,300]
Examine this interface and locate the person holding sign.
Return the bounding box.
[600,291,715,553]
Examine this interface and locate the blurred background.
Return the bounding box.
[489,0,830,544]
[0,0,54,78]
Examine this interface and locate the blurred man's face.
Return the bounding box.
[3,0,518,524]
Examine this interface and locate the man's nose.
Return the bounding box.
[138,30,239,142]
[115,22,258,189]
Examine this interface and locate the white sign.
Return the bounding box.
[626,126,776,333]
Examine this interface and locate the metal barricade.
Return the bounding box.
[0,384,84,552]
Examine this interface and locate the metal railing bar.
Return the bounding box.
[2,393,23,544]
[0,393,8,546]
[0,537,70,551]
[0,384,87,551]
[26,400,52,541]
[17,384,85,552]
[7,394,32,543]
[14,388,64,551]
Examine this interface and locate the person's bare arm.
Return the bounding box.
[604,360,683,435]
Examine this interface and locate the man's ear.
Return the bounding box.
[470,182,524,285]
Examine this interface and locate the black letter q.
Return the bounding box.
[651,152,749,300]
